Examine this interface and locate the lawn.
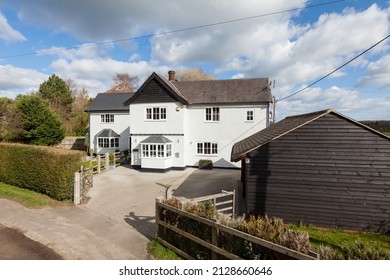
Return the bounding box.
[384,132,390,137]
[0,182,71,208]
[147,240,181,260]
[289,225,390,259]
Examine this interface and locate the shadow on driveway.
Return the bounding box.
[124,212,155,240]
[171,169,241,199]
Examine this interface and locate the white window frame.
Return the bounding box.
[205,107,219,122]
[145,107,167,121]
[246,110,254,122]
[100,114,115,123]
[97,137,119,148]
[141,143,172,158]
[196,142,218,155]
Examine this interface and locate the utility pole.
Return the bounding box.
[272,96,277,124]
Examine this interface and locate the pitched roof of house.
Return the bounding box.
[172,78,272,104]
[104,83,134,93]
[124,72,272,105]
[85,92,132,112]
[231,108,390,162]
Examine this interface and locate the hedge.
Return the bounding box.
[0,143,84,200]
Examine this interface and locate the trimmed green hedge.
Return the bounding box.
[0,143,84,200]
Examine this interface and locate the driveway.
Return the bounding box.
[0,166,240,259]
[84,167,241,239]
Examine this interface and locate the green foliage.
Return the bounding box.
[38,74,74,116]
[183,201,217,220]
[15,93,65,146]
[343,240,390,260]
[0,97,23,141]
[0,143,84,200]
[147,240,181,260]
[0,182,71,208]
[240,215,285,241]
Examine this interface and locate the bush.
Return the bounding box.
[183,201,217,220]
[276,230,311,254]
[0,143,84,200]
[314,244,341,260]
[240,215,285,241]
[343,240,390,260]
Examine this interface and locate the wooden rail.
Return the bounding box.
[155,198,317,260]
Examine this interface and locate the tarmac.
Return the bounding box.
[0,166,240,260]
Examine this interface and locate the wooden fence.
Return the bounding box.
[155,197,317,260]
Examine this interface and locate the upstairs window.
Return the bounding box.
[101,114,114,123]
[205,107,219,122]
[146,107,167,120]
[246,110,254,122]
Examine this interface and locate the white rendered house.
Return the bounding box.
[124,71,272,171]
[85,87,133,154]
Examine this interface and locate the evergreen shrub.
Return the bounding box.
[0,143,84,200]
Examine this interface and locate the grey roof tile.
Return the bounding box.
[85,93,133,112]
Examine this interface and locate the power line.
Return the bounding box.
[278,34,390,102]
[0,0,345,60]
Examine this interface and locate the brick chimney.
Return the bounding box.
[168,70,176,82]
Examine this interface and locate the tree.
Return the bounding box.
[70,87,90,136]
[112,73,139,91]
[38,74,74,133]
[175,68,216,81]
[0,97,22,141]
[15,93,65,146]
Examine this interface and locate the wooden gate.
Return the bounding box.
[191,190,235,217]
[74,167,93,205]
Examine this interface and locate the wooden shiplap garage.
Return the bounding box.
[231,109,390,232]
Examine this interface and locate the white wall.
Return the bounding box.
[129,102,186,168]
[186,105,268,168]
[129,102,268,169]
[89,112,130,154]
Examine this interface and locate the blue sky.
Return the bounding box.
[0,0,389,120]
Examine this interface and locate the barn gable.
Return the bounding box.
[234,109,390,232]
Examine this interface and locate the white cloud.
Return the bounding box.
[277,86,390,121]
[44,46,170,95]
[0,12,26,43]
[357,54,390,88]
[0,65,47,97]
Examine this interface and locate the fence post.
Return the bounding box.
[105,152,109,170]
[97,154,101,173]
[211,226,220,260]
[74,172,81,205]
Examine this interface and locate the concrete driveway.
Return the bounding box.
[85,167,241,239]
[0,166,240,260]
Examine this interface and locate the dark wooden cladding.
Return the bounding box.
[245,113,390,232]
[132,79,179,104]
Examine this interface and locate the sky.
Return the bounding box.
[0,0,389,121]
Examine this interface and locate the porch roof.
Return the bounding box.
[96,129,120,138]
[140,135,172,144]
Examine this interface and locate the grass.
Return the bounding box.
[0,182,71,208]
[383,132,390,137]
[147,240,181,260]
[288,225,390,257]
